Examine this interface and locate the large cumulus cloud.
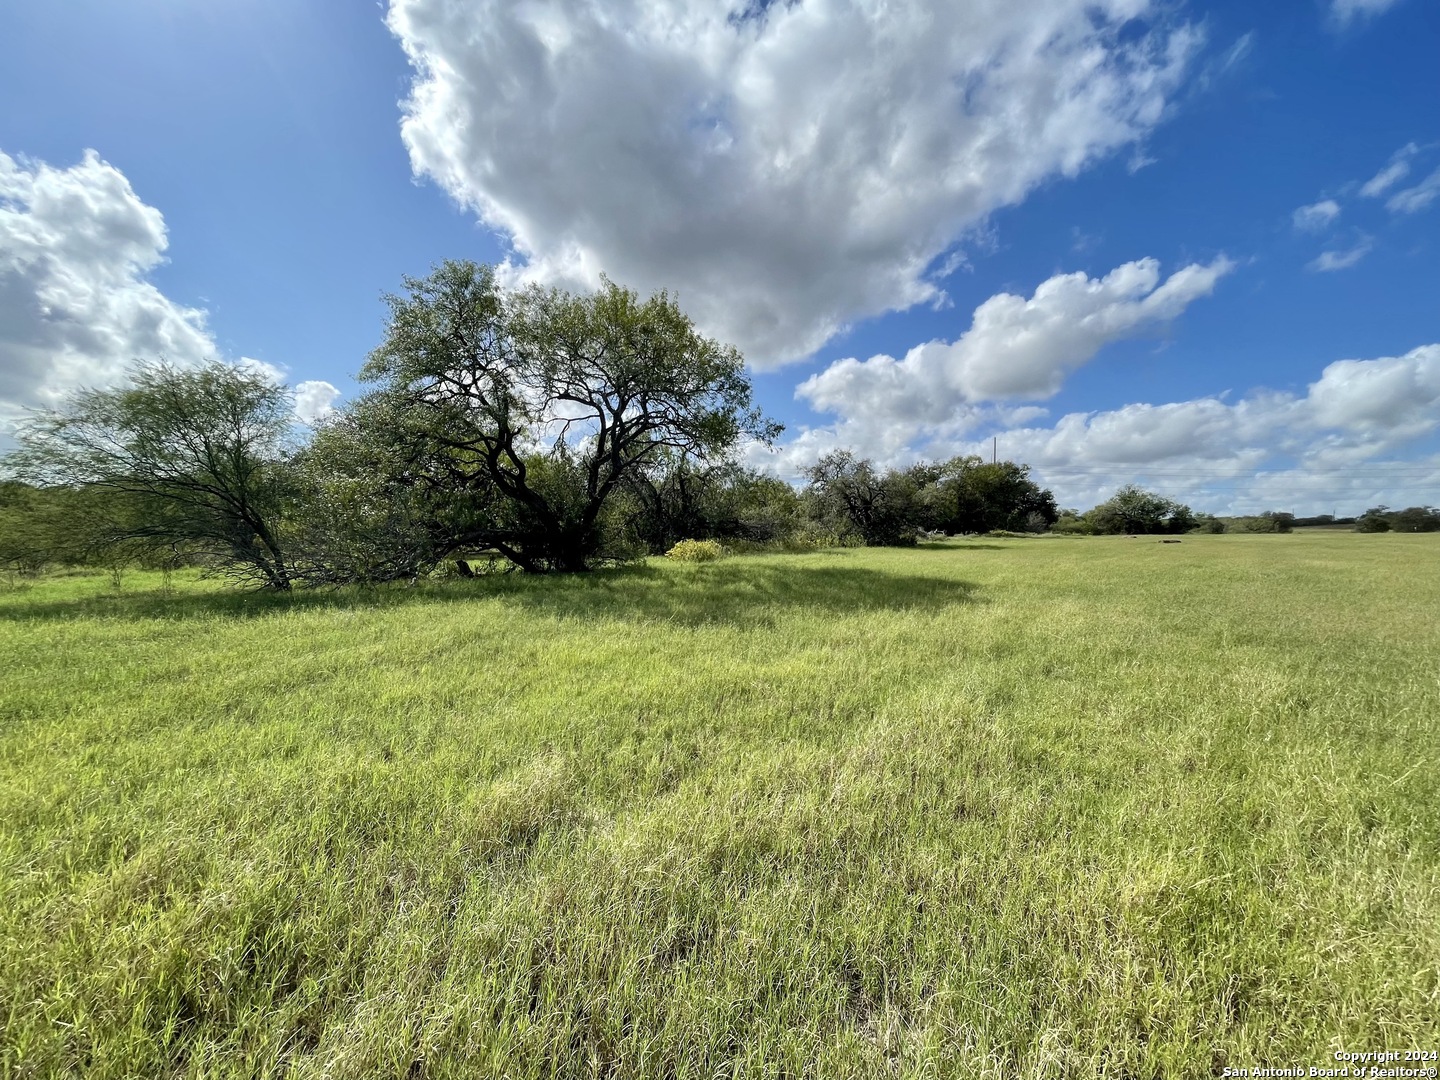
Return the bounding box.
[387,0,1201,366]
[0,149,217,416]
[796,256,1232,425]
[0,149,338,430]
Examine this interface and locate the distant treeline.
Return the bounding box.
[1197,509,1440,534]
[2,261,1433,588]
[1352,506,1440,533]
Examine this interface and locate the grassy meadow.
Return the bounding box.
[1,533,1437,1078]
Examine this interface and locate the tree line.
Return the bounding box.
[2,261,1425,588]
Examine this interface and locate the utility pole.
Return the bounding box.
[992,437,997,465]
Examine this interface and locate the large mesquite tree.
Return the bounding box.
[1086,484,1195,534]
[803,451,923,546]
[349,261,780,573]
[917,457,1059,535]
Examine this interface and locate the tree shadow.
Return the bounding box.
[0,561,978,629]
[911,541,1008,552]
[490,561,978,628]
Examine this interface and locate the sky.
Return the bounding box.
[1,0,1436,516]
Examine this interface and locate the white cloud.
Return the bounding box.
[1292,199,1340,232]
[796,257,1232,429]
[1005,346,1440,469]
[294,380,342,424]
[236,356,289,386]
[0,149,328,434]
[1359,142,1418,198]
[1386,166,1440,215]
[1192,31,1254,95]
[760,344,1440,514]
[1331,0,1405,25]
[387,0,1202,367]
[1217,32,1255,72]
[0,149,218,413]
[1308,234,1373,272]
[1306,344,1440,437]
[989,362,1440,511]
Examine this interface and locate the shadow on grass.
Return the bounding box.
[0,560,978,629]
[911,541,1008,552]
[495,561,978,627]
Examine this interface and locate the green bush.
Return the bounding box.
[664,539,726,562]
[723,536,828,555]
[1051,516,1095,536]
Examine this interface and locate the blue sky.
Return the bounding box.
[1,0,1436,514]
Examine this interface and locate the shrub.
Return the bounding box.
[1237,516,1280,533]
[665,539,726,562]
[723,536,828,555]
[1087,485,1195,534]
[1355,512,1391,533]
[1051,515,1095,536]
[1191,515,1226,534]
[1385,507,1440,533]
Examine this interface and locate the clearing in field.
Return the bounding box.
[1,533,1437,1078]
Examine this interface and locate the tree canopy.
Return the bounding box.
[803,451,922,547]
[4,360,297,589]
[310,261,782,573]
[1086,484,1196,535]
[916,457,1058,535]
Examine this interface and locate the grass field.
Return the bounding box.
[2,534,1437,1079]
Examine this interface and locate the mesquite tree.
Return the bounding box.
[3,360,297,589]
[351,261,781,572]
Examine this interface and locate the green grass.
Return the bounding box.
[1,534,1437,1078]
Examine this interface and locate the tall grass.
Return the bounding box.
[1,534,1436,1078]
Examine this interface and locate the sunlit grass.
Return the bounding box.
[2,534,1437,1078]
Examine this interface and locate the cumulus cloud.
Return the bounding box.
[294,380,342,424]
[0,149,217,414]
[0,149,328,434]
[990,346,1440,470]
[759,344,1440,514]
[1359,143,1418,198]
[972,347,1440,511]
[387,0,1202,367]
[1292,199,1340,232]
[1305,344,1440,437]
[796,257,1232,429]
[1308,234,1373,272]
[1386,166,1440,215]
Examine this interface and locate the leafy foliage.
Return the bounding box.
[1085,484,1196,535]
[1389,506,1440,532]
[664,538,726,562]
[2,361,297,589]
[912,457,1058,535]
[1356,505,1440,533]
[341,261,781,573]
[622,456,802,555]
[803,451,920,547]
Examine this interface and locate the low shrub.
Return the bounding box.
[664,539,726,563]
[723,536,827,555]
